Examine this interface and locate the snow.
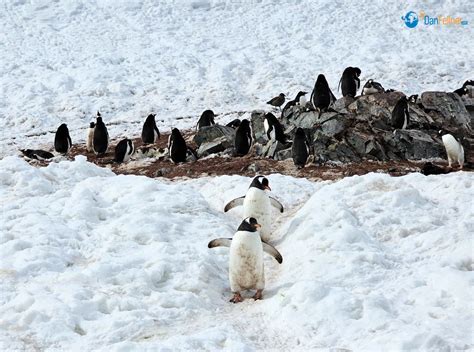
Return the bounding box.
[1,0,473,156]
[1,156,473,350]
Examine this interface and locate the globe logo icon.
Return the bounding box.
[402,11,419,28]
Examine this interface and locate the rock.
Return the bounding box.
[250,111,266,144]
[197,136,234,157]
[193,125,235,146]
[155,168,171,177]
[349,91,405,115]
[382,130,444,160]
[332,96,355,113]
[261,140,291,159]
[274,147,292,161]
[420,92,472,130]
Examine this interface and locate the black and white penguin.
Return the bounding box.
[208,217,283,303]
[362,79,385,95]
[20,149,54,161]
[266,93,286,110]
[453,80,474,97]
[310,74,336,110]
[292,128,310,169]
[408,94,419,104]
[282,91,308,117]
[226,119,241,129]
[54,123,72,155]
[439,130,464,169]
[294,91,308,105]
[93,112,109,156]
[234,119,252,156]
[391,96,410,129]
[86,122,95,152]
[263,113,288,144]
[141,114,160,144]
[114,138,135,163]
[339,67,361,97]
[224,176,284,243]
[168,128,187,163]
[196,110,216,130]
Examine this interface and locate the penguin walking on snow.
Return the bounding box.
[339,67,361,97]
[168,128,187,163]
[141,114,160,144]
[114,138,135,163]
[224,176,284,243]
[264,113,288,144]
[439,130,464,169]
[208,217,283,303]
[86,122,95,152]
[310,74,336,110]
[292,128,310,169]
[267,93,286,110]
[362,79,385,95]
[93,112,109,156]
[54,123,72,155]
[391,96,409,130]
[234,119,252,156]
[197,110,216,130]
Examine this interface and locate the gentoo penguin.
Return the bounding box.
[282,91,308,117]
[141,114,160,144]
[197,110,216,130]
[208,217,283,303]
[408,94,419,104]
[54,123,72,155]
[86,122,95,152]
[20,149,54,161]
[439,130,464,169]
[114,138,135,163]
[362,79,385,95]
[266,93,285,110]
[339,67,361,97]
[391,96,410,129]
[310,74,336,110]
[263,113,288,144]
[234,119,252,156]
[226,119,241,129]
[453,80,474,97]
[292,128,310,169]
[93,112,109,155]
[168,128,187,163]
[224,176,284,243]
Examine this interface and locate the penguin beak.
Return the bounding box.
[264,185,271,191]
[254,224,262,229]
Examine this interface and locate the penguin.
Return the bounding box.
[86,122,95,152]
[292,128,310,169]
[310,74,336,110]
[234,119,252,156]
[224,176,284,243]
[295,91,308,105]
[391,96,410,129]
[208,217,283,303]
[362,79,385,95]
[226,119,241,129]
[54,123,72,155]
[420,162,449,176]
[339,67,361,97]
[114,138,135,163]
[20,149,54,161]
[168,128,187,163]
[263,113,288,144]
[282,91,308,118]
[408,94,419,104]
[93,112,109,156]
[453,80,474,97]
[197,110,216,130]
[141,114,160,144]
[439,130,464,169]
[266,93,285,110]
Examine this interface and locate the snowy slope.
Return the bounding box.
[1,156,472,351]
[1,0,473,156]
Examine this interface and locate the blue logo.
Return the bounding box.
[402,11,419,28]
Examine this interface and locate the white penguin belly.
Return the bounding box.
[229,231,264,292]
[243,188,272,242]
[362,87,379,95]
[86,129,94,152]
[442,134,464,165]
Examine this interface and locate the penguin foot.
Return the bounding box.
[253,290,263,301]
[230,293,243,303]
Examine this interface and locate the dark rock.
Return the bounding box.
[155,168,171,177]
[193,125,235,146]
[197,136,234,158]
[420,92,472,130]
[250,111,267,144]
[274,147,292,161]
[420,162,449,176]
[332,96,355,113]
[382,130,444,160]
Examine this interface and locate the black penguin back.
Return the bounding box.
[234,119,252,156]
[197,110,215,130]
[114,138,129,162]
[169,128,187,163]
[93,115,109,155]
[292,128,309,168]
[391,97,409,129]
[264,113,287,143]
[142,114,160,144]
[340,67,360,97]
[311,74,334,109]
[54,123,72,154]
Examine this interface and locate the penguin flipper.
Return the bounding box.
[224,196,245,212]
[269,197,284,213]
[208,238,232,248]
[262,242,283,264]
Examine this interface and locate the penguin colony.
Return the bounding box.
[21,74,469,171]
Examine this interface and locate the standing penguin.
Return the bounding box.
[114,138,135,163]
[439,130,464,169]
[93,112,109,156]
[339,67,361,97]
[362,79,385,95]
[168,128,187,163]
[295,91,308,105]
[208,217,283,303]
[54,123,72,155]
[196,110,216,130]
[234,119,252,156]
[264,113,288,144]
[224,176,284,243]
[310,74,336,110]
[86,122,95,152]
[292,128,310,169]
[266,93,286,110]
[141,114,160,144]
[391,96,410,129]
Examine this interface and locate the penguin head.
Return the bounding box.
[171,128,182,137]
[408,95,418,104]
[89,122,95,128]
[352,67,361,77]
[147,113,156,120]
[296,91,307,99]
[239,119,250,128]
[264,112,277,123]
[97,111,101,117]
[237,217,261,232]
[463,80,474,88]
[250,175,271,191]
[279,93,286,97]
[96,115,103,124]
[295,127,305,137]
[315,74,329,90]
